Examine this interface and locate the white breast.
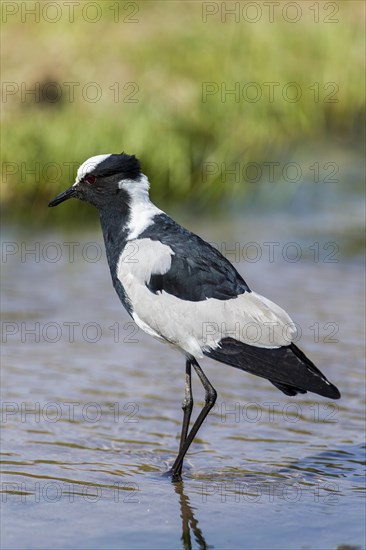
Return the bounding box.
[117,240,296,358]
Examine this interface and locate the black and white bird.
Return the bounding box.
[49,153,341,480]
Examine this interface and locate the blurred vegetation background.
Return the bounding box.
[1,0,365,225]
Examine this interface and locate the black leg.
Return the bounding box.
[165,359,193,480]
[171,358,217,481]
[179,360,194,449]
[174,359,194,480]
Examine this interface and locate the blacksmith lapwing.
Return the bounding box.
[49,153,341,480]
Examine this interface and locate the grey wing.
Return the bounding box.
[140,214,251,301]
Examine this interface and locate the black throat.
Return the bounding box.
[98,193,133,316]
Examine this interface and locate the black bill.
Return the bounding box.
[48,186,76,207]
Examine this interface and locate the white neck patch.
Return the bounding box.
[74,154,112,185]
[119,174,163,240]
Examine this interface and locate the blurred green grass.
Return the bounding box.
[1,0,364,225]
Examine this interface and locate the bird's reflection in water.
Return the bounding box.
[174,481,210,550]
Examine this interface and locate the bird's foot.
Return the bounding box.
[163,468,182,482]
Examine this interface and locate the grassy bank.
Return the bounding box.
[1,1,364,225]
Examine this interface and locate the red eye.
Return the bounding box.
[85,175,96,184]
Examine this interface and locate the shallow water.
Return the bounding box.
[1,206,365,549]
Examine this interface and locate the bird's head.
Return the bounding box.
[48,153,145,210]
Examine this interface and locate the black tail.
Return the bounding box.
[204,338,340,399]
